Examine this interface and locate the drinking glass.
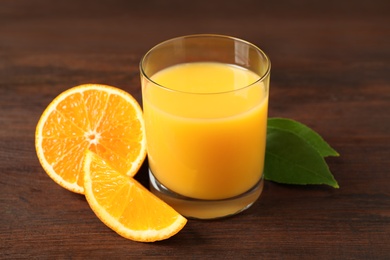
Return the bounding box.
[140,34,270,219]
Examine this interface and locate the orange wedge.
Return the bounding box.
[83,150,187,242]
[35,84,146,194]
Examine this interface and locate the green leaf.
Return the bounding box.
[267,118,339,157]
[264,120,339,188]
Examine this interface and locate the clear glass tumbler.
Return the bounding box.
[140,34,270,219]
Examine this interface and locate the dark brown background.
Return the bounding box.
[1,0,389,258]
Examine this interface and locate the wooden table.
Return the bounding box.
[1,0,389,258]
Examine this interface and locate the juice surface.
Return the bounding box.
[143,62,268,200]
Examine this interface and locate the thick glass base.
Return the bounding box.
[149,169,264,219]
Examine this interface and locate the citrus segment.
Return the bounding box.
[35,84,146,194]
[83,150,187,242]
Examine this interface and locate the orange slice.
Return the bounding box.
[35,84,146,194]
[83,150,187,242]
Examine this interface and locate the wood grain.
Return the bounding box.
[1,0,389,258]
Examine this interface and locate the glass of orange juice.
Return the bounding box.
[140,34,270,219]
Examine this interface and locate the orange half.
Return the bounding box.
[35,84,146,194]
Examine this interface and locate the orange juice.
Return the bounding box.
[142,62,268,201]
